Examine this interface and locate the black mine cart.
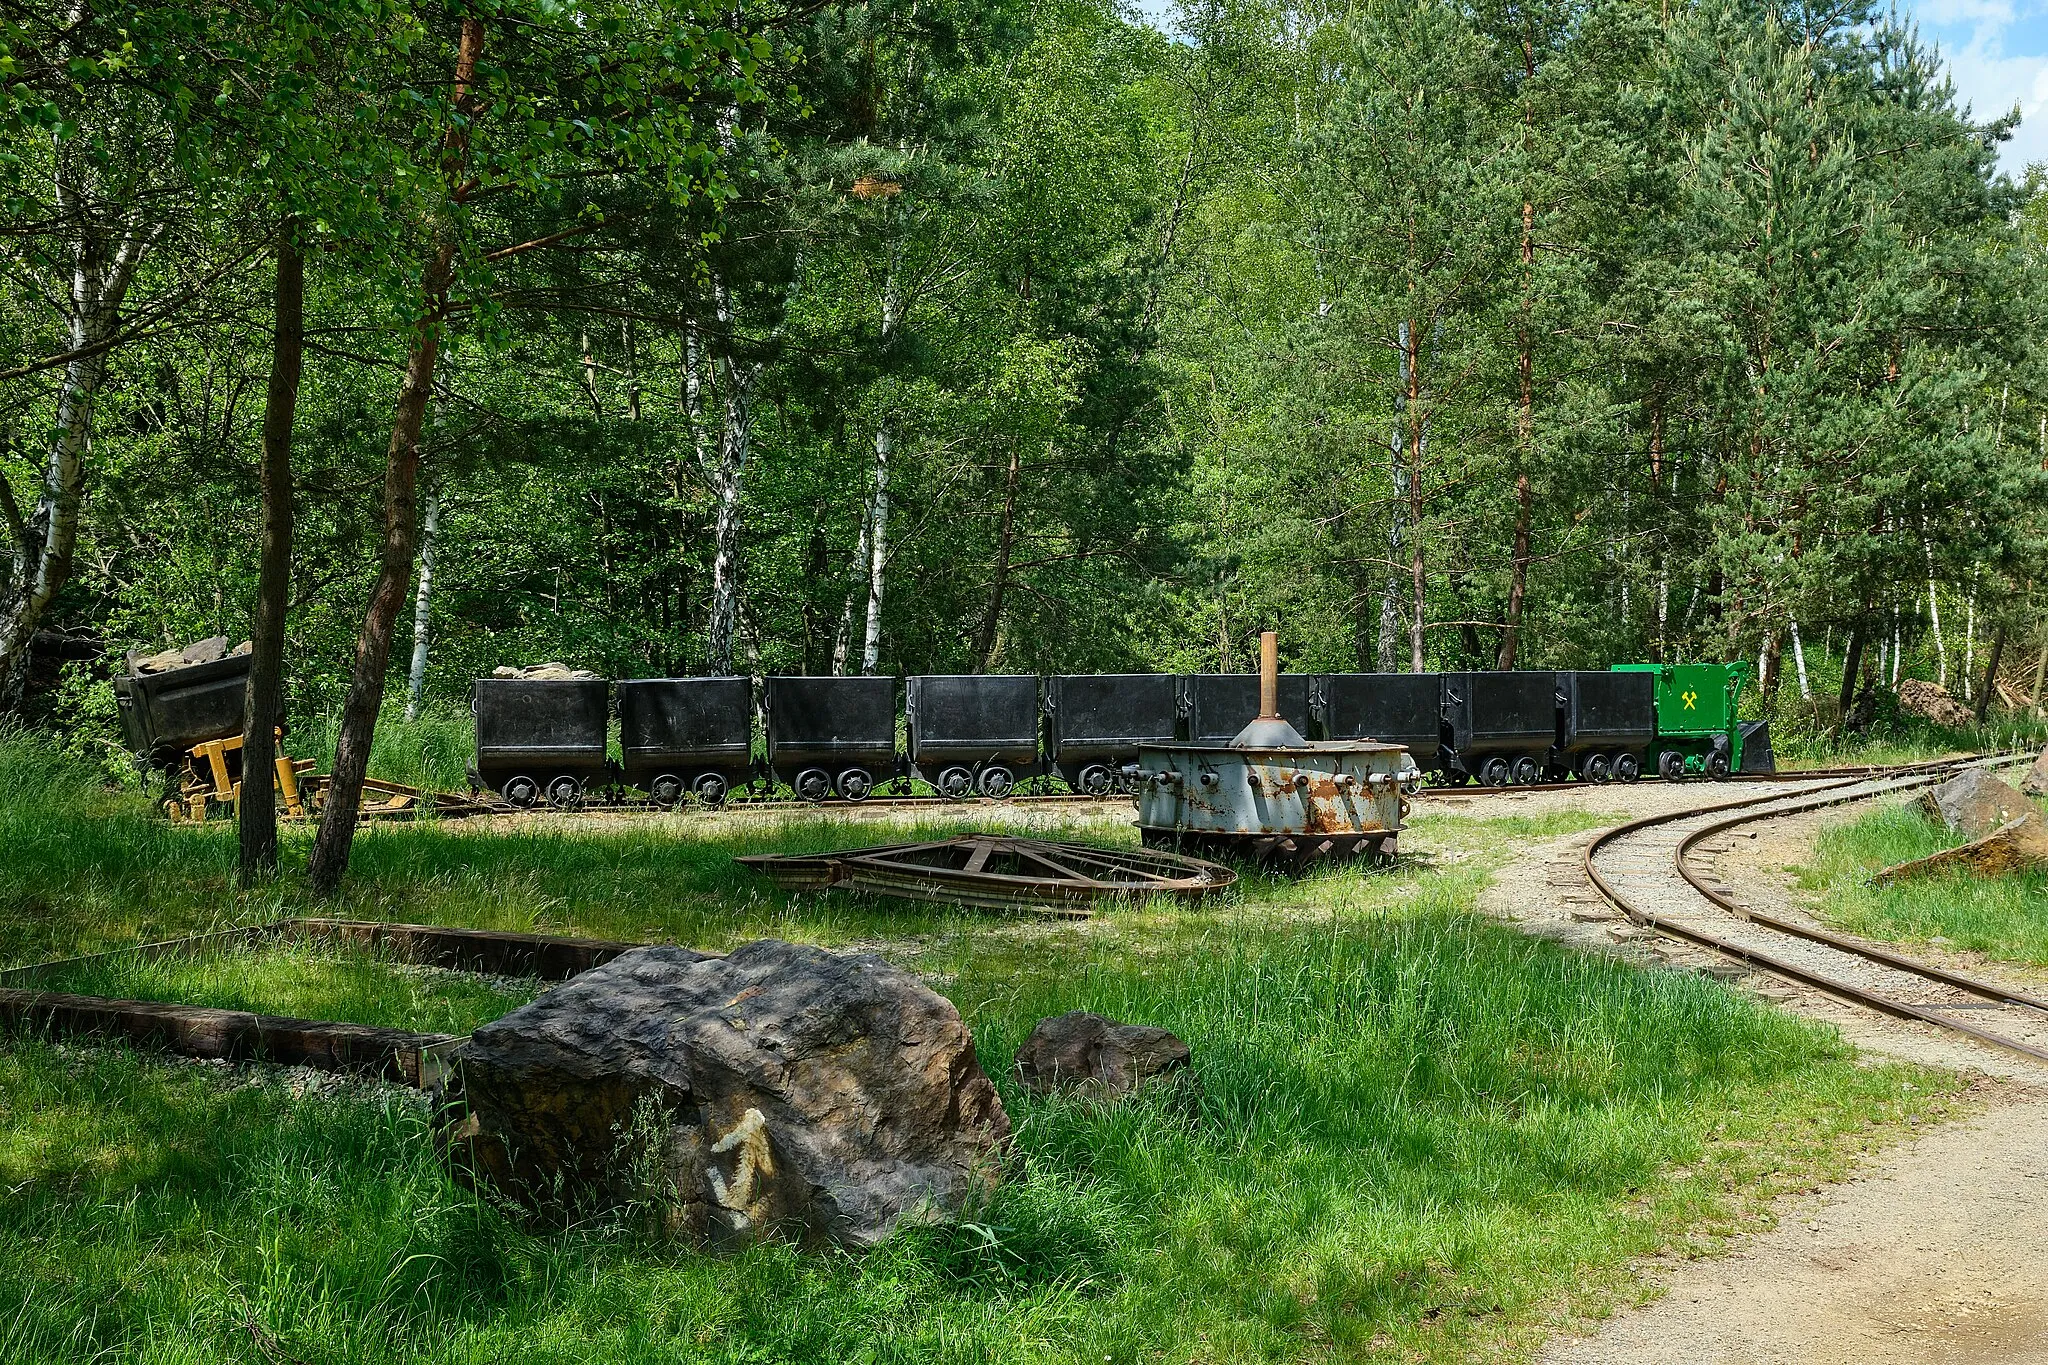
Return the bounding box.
[617,677,753,807]
[472,678,611,808]
[1046,673,1182,796]
[1184,673,1314,745]
[1443,670,1559,786]
[764,675,897,802]
[115,653,253,768]
[906,674,1041,798]
[1313,672,1445,772]
[1557,669,1655,783]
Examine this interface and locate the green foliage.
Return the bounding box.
[0,735,1965,1361]
[1798,796,2048,966]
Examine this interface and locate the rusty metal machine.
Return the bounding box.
[1137,633,1420,870]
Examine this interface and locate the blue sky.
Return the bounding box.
[1916,0,2048,172]
[1130,0,2048,175]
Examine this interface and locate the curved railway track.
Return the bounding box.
[1582,753,2048,1066]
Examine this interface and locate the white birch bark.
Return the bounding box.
[1790,619,1811,699]
[0,174,149,698]
[404,488,440,722]
[832,503,871,675]
[859,244,902,676]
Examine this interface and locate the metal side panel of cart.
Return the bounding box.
[904,674,1040,768]
[616,677,752,784]
[1312,673,1444,758]
[1046,673,1181,755]
[472,678,611,781]
[763,675,898,770]
[1184,673,1315,744]
[1442,671,1560,757]
[115,653,254,765]
[1558,670,1655,752]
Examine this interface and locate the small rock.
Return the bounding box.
[447,940,1009,1248]
[1917,769,2035,839]
[2023,744,2048,798]
[1011,1011,1192,1099]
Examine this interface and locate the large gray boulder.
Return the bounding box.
[1918,769,2035,839]
[1011,1011,1192,1099]
[444,941,1009,1247]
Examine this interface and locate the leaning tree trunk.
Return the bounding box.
[1976,625,2007,725]
[307,16,481,895]
[1837,612,1867,726]
[0,213,147,705]
[238,225,304,884]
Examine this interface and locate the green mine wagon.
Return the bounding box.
[1611,661,1761,779]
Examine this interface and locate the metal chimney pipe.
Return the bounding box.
[1259,631,1279,720]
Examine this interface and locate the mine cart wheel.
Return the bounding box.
[1479,756,1512,787]
[836,768,874,802]
[649,773,685,807]
[937,766,974,799]
[1511,755,1543,786]
[501,774,541,809]
[795,767,833,803]
[976,765,1015,800]
[1614,752,1642,783]
[1657,750,1685,781]
[1077,763,1114,798]
[692,773,729,807]
[1582,752,1613,784]
[546,776,584,809]
[1706,751,1731,781]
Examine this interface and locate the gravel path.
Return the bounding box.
[1459,768,2048,1364]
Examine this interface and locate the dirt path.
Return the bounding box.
[1457,781,2048,1364]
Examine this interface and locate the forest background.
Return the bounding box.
[7,0,2048,790]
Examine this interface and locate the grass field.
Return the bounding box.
[0,732,1968,1363]
[1797,794,2048,968]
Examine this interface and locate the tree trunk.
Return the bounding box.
[1378,422,1404,673]
[307,15,481,895]
[0,211,147,703]
[404,486,439,722]
[1976,625,2006,724]
[1405,316,1426,673]
[704,271,755,676]
[1837,614,1866,723]
[832,502,871,676]
[1497,473,1531,669]
[860,251,901,676]
[1790,618,1811,700]
[972,441,1022,671]
[237,226,303,885]
[1498,158,1536,671]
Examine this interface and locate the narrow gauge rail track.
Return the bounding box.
[1583,753,2048,1066]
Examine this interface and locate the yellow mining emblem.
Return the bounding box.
[1681,689,1699,710]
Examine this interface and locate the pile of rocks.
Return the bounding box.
[490,662,602,680]
[127,636,249,675]
[1896,679,1977,730]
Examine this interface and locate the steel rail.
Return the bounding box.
[1674,780,2048,1018]
[1581,754,2048,1066]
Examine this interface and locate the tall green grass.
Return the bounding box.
[1796,798,2048,967]
[0,731,1964,1363]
